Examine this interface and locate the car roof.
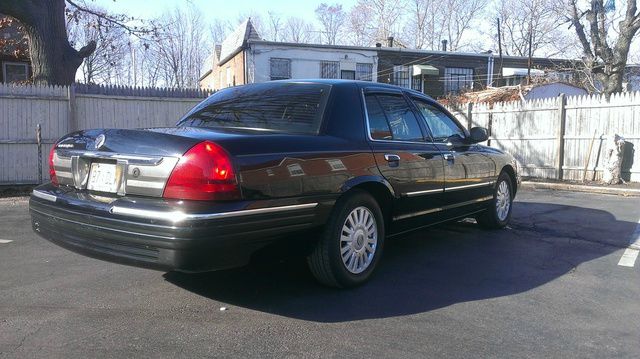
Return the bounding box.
[267,79,436,101]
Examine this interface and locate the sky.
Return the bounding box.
[94,0,358,25]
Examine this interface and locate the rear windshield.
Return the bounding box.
[177,82,331,135]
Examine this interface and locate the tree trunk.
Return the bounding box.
[0,0,95,85]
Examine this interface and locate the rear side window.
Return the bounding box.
[364,93,423,141]
[178,83,330,135]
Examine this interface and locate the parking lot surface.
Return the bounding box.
[0,189,639,358]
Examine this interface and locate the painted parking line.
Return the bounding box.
[618,218,640,268]
[0,239,13,244]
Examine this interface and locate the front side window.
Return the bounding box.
[364,93,423,141]
[320,61,339,79]
[412,99,465,143]
[178,82,330,135]
[270,58,291,80]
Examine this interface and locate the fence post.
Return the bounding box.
[36,123,42,184]
[556,94,567,180]
[67,84,77,132]
[466,102,473,130]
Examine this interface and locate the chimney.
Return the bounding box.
[441,39,448,52]
[387,36,394,48]
[375,42,382,48]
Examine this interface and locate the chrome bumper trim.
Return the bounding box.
[110,202,319,222]
[32,190,57,202]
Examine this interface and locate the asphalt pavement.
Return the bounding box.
[0,188,638,358]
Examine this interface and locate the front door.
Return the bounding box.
[363,90,445,230]
[410,98,496,208]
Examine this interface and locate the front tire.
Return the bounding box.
[476,172,513,229]
[307,190,385,288]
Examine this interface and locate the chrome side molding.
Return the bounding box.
[110,202,319,222]
[444,181,495,192]
[32,190,57,202]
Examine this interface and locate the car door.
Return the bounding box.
[362,89,446,228]
[410,97,497,207]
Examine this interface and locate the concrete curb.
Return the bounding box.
[521,181,640,197]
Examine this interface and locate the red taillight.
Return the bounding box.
[49,146,58,186]
[163,141,239,201]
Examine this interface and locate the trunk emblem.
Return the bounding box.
[94,134,106,149]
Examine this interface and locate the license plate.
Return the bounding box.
[87,163,120,193]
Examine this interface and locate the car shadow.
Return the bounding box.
[163,201,637,323]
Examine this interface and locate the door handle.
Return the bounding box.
[443,153,455,163]
[384,154,401,162]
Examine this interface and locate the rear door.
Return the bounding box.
[362,89,445,227]
[409,97,496,207]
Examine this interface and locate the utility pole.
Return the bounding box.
[497,18,504,86]
[527,23,533,85]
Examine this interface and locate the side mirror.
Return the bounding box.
[469,127,489,143]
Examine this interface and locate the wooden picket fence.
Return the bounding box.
[446,91,640,182]
[0,83,211,184]
[1,83,639,184]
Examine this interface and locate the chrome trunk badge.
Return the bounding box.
[94,134,106,149]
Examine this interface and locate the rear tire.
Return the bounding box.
[476,172,513,229]
[307,190,385,288]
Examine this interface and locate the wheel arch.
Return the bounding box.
[500,164,518,195]
[340,176,395,226]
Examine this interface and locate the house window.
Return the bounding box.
[2,62,28,83]
[341,70,355,80]
[393,65,410,89]
[226,66,233,87]
[444,67,473,93]
[270,58,291,80]
[356,63,373,81]
[320,61,339,79]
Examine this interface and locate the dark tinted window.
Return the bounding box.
[412,99,465,142]
[178,83,330,134]
[365,94,392,140]
[365,93,423,141]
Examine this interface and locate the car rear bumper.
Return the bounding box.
[30,184,332,272]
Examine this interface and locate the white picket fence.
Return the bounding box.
[1,83,639,184]
[0,83,205,184]
[447,91,640,182]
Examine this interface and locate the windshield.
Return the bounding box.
[177,82,331,135]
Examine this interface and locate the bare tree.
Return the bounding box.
[355,0,405,43]
[66,4,129,84]
[566,0,640,97]
[402,0,445,50]
[152,6,207,88]
[495,0,566,57]
[315,3,346,45]
[346,2,376,46]
[283,17,315,43]
[0,0,157,85]
[210,18,233,45]
[266,11,284,41]
[440,0,487,51]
